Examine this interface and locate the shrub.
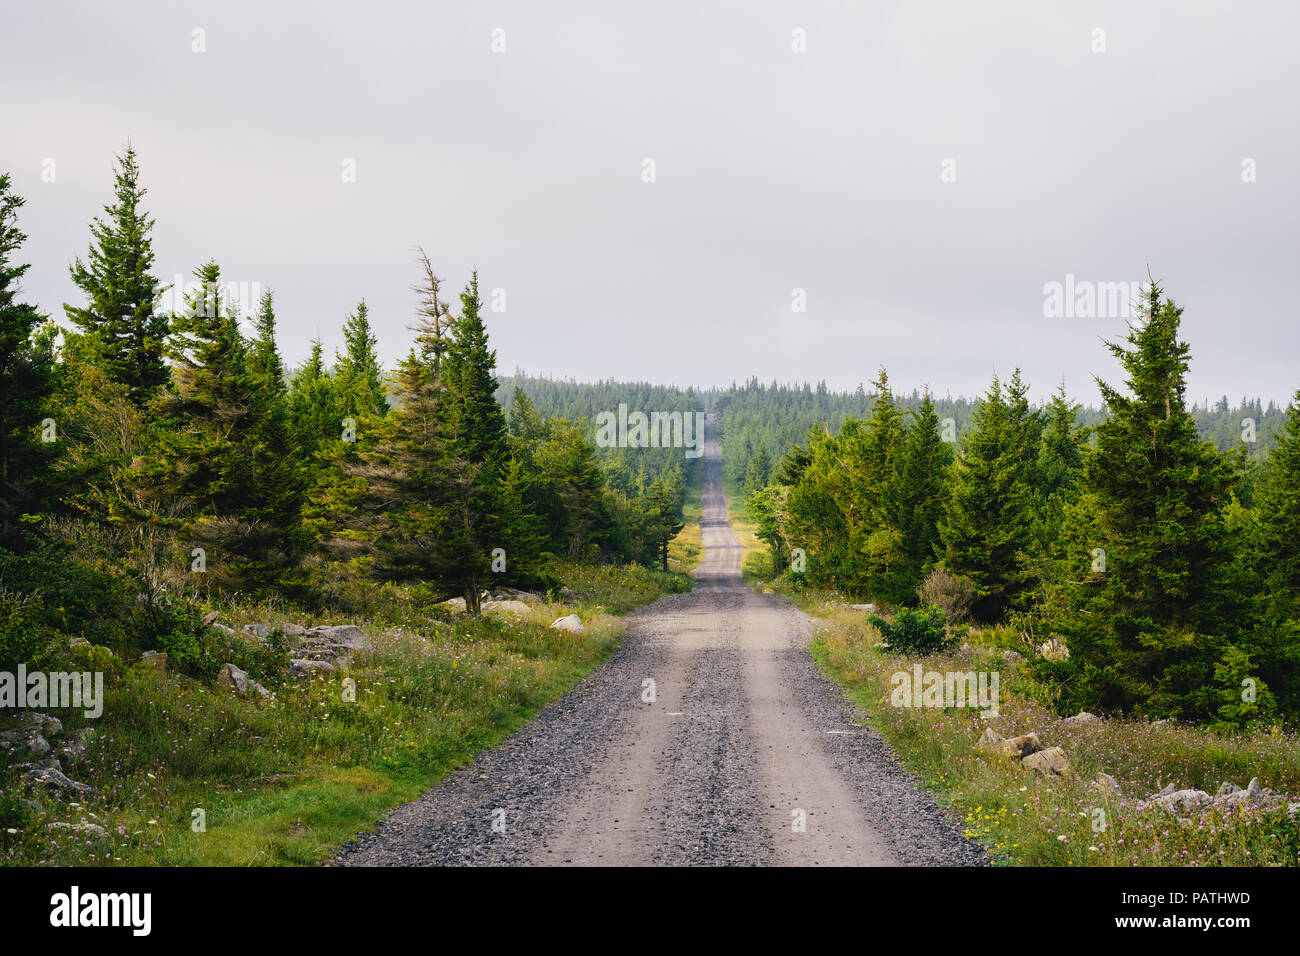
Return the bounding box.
[916,566,976,622]
[871,606,956,654]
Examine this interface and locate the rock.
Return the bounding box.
[68,635,90,650]
[138,650,168,671]
[306,625,367,647]
[485,587,543,604]
[1062,711,1097,727]
[1247,777,1261,795]
[215,662,250,694]
[20,713,62,737]
[440,597,468,613]
[549,614,585,634]
[211,622,237,636]
[1153,783,1177,799]
[975,728,1005,753]
[288,659,336,679]
[1289,802,1300,817]
[202,610,220,627]
[1000,733,1044,759]
[1155,789,1212,815]
[1,729,51,759]
[849,603,878,613]
[1096,772,1122,795]
[1023,746,1071,776]
[1214,781,1241,799]
[47,821,109,841]
[1000,649,1024,664]
[559,587,580,602]
[1037,638,1070,661]
[23,764,92,794]
[248,679,271,699]
[482,600,531,616]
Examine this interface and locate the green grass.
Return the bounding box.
[0,562,688,866]
[667,467,704,574]
[805,601,1300,867]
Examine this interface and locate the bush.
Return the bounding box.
[871,606,956,654]
[916,566,976,622]
[153,605,289,683]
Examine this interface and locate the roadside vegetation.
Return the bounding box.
[0,562,688,866]
[799,598,1300,866]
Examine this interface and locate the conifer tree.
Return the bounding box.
[289,339,343,460]
[938,374,1033,620]
[443,272,508,468]
[335,300,386,419]
[0,174,57,549]
[1052,282,1248,720]
[1244,387,1300,713]
[890,391,953,601]
[65,145,169,404]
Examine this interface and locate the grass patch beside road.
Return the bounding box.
[0,562,688,867]
[803,600,1300,866]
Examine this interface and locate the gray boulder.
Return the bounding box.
[1062,711,1098,727]
[549,614,586,634]
[47,821,109,842]
[23,764,92,794]
[289,658,336,680]
[1155,788,1212,815]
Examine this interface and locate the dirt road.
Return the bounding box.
[336,417,984,866]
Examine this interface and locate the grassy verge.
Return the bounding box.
[0,561,689,866]
[802,599,1300,866]
[667,466,704,574]
[723,491,770,586]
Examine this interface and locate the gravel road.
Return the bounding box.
[335,417,986,867]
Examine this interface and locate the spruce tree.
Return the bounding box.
[1052,282,1246,720]
[0,174,57,549]
[65,145,169,404]
[890,391,953,601]
[443,272,508,469]
[938,374,1033,621]
[289,338,344,459]
[1248,388,1300,714]
[335,300,386,418]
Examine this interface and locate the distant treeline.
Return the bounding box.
[713,381,1286,494]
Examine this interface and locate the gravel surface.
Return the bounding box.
[335,420,987,867]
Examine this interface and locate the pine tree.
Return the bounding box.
[890,391,953,601]
[1249,388,1300,713]
[64,145,169,404]
[335,300,386,419]
[0,174,57,549]
[1052,282,1246,720]
[443,272,508,468]
[938,374,1033,621]
[289,338,343,459]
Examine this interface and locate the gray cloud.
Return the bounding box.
[3,0,1296,404]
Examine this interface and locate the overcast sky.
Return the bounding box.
[3,0,1296,405]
